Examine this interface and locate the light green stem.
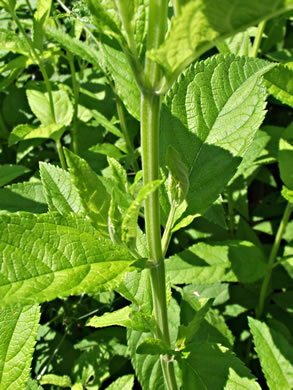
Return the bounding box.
[162,203,177,257]
[56,139,67,171]
[173,0,181,16]
[67,52,79,154]
[141,1,178,389]
[11,10,56,123]
[250,20,266,58]
[256,202,292,318]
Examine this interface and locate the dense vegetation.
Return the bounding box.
[0,1,293,389]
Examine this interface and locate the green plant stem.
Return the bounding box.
[173,0,181,16]
[67,51,79,154]
[162,202,176,257]
[141,1,178,389]
[250,20,266,58]
[116,97,139,172]
[227,186,235,238]
[25,0,34,14]
[56,139,67,170]
[256,202,292,318]
[10,9,56,123]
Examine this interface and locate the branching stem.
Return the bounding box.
[250,20,266,58]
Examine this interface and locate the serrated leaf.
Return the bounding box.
[249,317,293,390]
[136,338,173,355]
[107,157,128,192]
[217,31,252,57]
[165,240,266,285]
[25,378,44,390]
[39,162,83,214]
[279,138,293,189]
[160,55,273,218]
[64,149,111,235]
[9,123,66,144]
[104,375,134,390]
[0,181,47,214]
[148,0,293,81]
[26,88,73,126]
[0,305,40,390]
[33,0,52,52]
[0,213,134,306]
[45,25,103,71]
[166,145,189,205]
[100,41,140,120]
[121,180,162,248]
[180,342,261,390]
[128,298,180,390]
[265,64,293,108]
[0,29,30,55]
[0,164,30,187]
[87,306,155,332]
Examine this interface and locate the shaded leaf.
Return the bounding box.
[0,164,30,187]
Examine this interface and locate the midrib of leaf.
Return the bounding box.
[184,360,208,390]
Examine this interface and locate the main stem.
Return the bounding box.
[141,1,178,389]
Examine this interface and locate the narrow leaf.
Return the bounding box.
[64,149,110,235]
[0,305,40,390]
[0,213,134,306]
[39,162,83,214]
[33,0,52,51]
[249,317,293,390]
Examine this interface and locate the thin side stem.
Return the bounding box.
[56,139,67,170]
[227,186,235,238]
[250,20,266,58]
[256,202,292,318]
[162,203,176,257]
[173,0,181,16]
[67,52,79,154]
[10,9,56,122]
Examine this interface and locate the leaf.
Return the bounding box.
[33,0,52,52]
[248,317,293,390]
[279,138,293,189]
[45,25,103,71]
[100,41,140,120]
[121,180,162,248]
[166,145,189,205]
[136,338,173,355]
[39,162,83,214]
[9,123,66,144]
[86,306,155,332]
[265,64,293,108]
[25,378,44,390]
[107,157,128,192]
[0,181,47,214]
[0,213,134,306]
[148,0,293,82]
[0,29,30,55]
[104,375,134,390]
[0,164,30,187]
[160,55,273,218]
[282,186,293,204]
[217,31,252,57]
[0,305,40,390]
[128,298,180,390]
[165,240,266,285]
[26,88,73,126]
[64,149,111,235]
[39,374,71,388]
[180,342,261,390]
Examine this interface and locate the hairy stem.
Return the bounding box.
[256,202,292,318]
[141,1,178,389]
[250,20,266,58]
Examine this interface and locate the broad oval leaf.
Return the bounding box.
[160,55,274,218]
[0,213,134,306]
[0,305,40,390]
